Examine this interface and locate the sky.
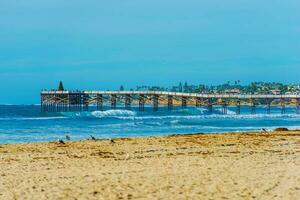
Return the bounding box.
[0,0,300,104]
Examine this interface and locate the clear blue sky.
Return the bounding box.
[0,0,300,104]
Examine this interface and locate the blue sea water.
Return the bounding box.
[0,105,300,144]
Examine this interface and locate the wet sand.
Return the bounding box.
[1,131,300,200]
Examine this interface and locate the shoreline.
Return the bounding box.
[1,131,300,199]
[1,129,299,146]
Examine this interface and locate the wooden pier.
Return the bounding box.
[41,90,300,114]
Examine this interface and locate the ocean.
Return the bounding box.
[0,104,300,144]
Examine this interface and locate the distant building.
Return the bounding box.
[270,89,281,95]
[286,91,299,95]
[225,89,241,94]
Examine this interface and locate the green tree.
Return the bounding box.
[250,82,257,94]
[184,82,188,92]
[58,81,65,91]
[179,82,183,92]
[197,84,206,93]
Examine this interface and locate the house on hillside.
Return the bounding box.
[269,89,281,95]
[224,89,241,94]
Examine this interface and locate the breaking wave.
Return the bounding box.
[91,110,136,118]
[115,113,300,120]
[60,110,137,119]
[58,108,300,120]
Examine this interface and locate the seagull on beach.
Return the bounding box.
[110,139,115,144]
[262,128,268,133]
[66,135,71,141]
[58,139,65,144]
[90,135,97,141]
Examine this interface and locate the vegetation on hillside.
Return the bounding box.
[133,82,300,95]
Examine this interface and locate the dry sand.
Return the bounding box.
[1,131,300,200]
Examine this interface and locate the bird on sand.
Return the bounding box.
[110,139,115,144]
[66,135,71,141]
[90,135,96,141]
[58,139,65,144]
[262,128,268,133]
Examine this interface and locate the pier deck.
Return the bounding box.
[41,90,300,114]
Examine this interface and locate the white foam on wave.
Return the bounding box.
[179,107,208,115]
[214,108,236,115]
[60,110,137,119]
[91,110,137,118]
[115,113,300,120]
[56,109,300,121]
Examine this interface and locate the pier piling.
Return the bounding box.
[266,99,271,114]
[281,98,286,114]
[125,94,131,110]
[111,95,117,110]
[168,95,173,111]
[83,94,89,111]
[181,97,187,109]
[207,98,213,114]
[236,99,241,115]
[250,99,256,114]
[196,97,201,107]
[153,95,159,112]
[96,94,103,111]
[221,99,227,115]
[138,95,145,112]
[296,99,300,114]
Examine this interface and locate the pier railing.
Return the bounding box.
[41,90,300,114]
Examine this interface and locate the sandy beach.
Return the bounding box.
[1,131,300,200]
